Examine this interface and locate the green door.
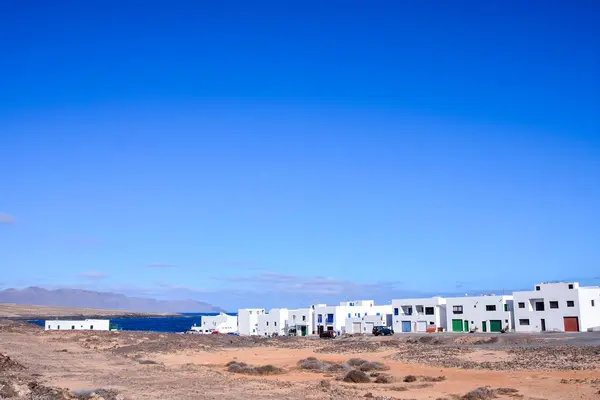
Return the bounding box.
[463,320,469,332]
[452,319,463,332]
[482,321,487,332]
[489,320,502,332]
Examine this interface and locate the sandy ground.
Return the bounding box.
[0,303,174,319]
[1,321,599,400]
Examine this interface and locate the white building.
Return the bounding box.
[190,313,238,334]
[345,312,393,334]
[44,319,110,331]
[313,300,389,335]
[513,282,600,332]
[445,295,514,333]
[257,308,289,336]
[392,297,447,333]
[284,307,313,336]
[237,308,265,335]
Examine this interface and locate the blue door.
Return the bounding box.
[401,321,411,332]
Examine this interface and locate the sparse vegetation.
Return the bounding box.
[297,357,347,373]
[226,361,284,375]
[403,375,418,382]
[342,370,371,383]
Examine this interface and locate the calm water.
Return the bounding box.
[29,312,237,333]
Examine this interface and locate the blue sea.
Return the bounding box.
[29,312,237,333]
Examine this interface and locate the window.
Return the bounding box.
[549,301,559,309]
[274,322,277,326]
[519,319,530,326]
[567,301,575,307]
[416,305,424,314]
[518,302,525,308]
[486,305,496,311]
[318,314,322,323]
[453,305,463,314]
[394,308,399,316]
[249,311,252,314]
[425,307,434,315]
[90,325,94,330]
[348,313,351,318]
[302,315,306,321]
[376,312,380,316]
[266,322,269,326]
[535,302,545,311]
[357,313,361,318]
[568,284,574,289]
[326,314,334,323]
[592,300,596,307]
[535,286,541,291]
[504,304,508,312]
[57,325,60,330]
[71,326,75,330]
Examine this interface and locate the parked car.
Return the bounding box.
[226,332,239,336]
[319,330,337,339]
[211,331,220,334]
[372,326,394,336]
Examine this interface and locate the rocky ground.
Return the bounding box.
[1,321,599,399]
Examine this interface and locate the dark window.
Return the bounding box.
[486,305,496,311]
[425,307,434,315]
[518,302,525,308]
[71,326,75,330]
[453,305,463,314]
[568,284,574,289]
[504,304,508,312]
[549,301,559,309]
[394,308,399,316]
[90,325,94,330]
[302,316,306,321]
[326,314,334,323]
[266,322,269,326]
[535,302,545,311]
[348,313,351,318]
[519,319,530,326]
[592,300,596,307]
[274,322,277,326]
[317,314,322,323]
[57,325,60,330]
[567,301,575,307]
[535,286,541,291]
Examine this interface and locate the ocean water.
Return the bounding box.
[29,312,237,333]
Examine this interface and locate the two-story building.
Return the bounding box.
[237,308,266,335]
[344,306,393,334]
[445,295,514,333]
[284,307,313,336]
[313,300,388,335]
[391,297,447,333]
[513,282,600,332]
[257,308,289,336]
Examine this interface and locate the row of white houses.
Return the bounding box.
[211,281,599,336]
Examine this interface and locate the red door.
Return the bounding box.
[563,317,579,332]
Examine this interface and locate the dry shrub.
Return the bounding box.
[359,361,389,372]
[297,357,347,373]
[422,375,447,382]
[342,370,371,383]
[227,361,284,376]
[462,387,497,400]
[137,359,158,365]
[347,358,368,367]
[374,374,395,384]
[75,388,122,400]
[403,375,418,382]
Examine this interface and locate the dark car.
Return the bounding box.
[319,330,337,339]
[372,326,394,336]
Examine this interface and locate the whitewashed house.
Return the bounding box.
[445,295,514,333]
[237,308,265,335]
[191,313,238,334]
[284,307,313,336]
[45,319,110,331]
[344,306,393,334]
[313,300,388,335]
[513,282,600,332]
[392,297,447,333]
[257,308,289,336]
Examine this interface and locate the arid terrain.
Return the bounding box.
[1,321,599,400]
[0,304,175,319]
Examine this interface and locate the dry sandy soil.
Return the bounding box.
[1,321,599,400]
[0,304,174,319]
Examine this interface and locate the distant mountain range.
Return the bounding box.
[0,287,225,313]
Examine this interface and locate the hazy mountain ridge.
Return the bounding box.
[0,287,225,313]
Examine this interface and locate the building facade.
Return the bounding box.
[392,297,447,333]
[237,308,265,335]
[257,308,289,336]
[284,308,313,336]
[513,282,600,332]
[344,313,393,334]
[194,313,238,334]
[44,319,110,331]
[445,295,514,333]
[313,300,389,335]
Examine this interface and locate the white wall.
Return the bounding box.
[579,287,600,331]
[284,308,313,336]
[445,295,513,332]
[314,301,390,334]
[392,297,446,333]
[345,314,391,334]
[45,319,110,331]
[200,313,238,334]
[237,308,265,335]
[257,308,288,336]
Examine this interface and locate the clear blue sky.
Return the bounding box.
[1,1,599,310]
